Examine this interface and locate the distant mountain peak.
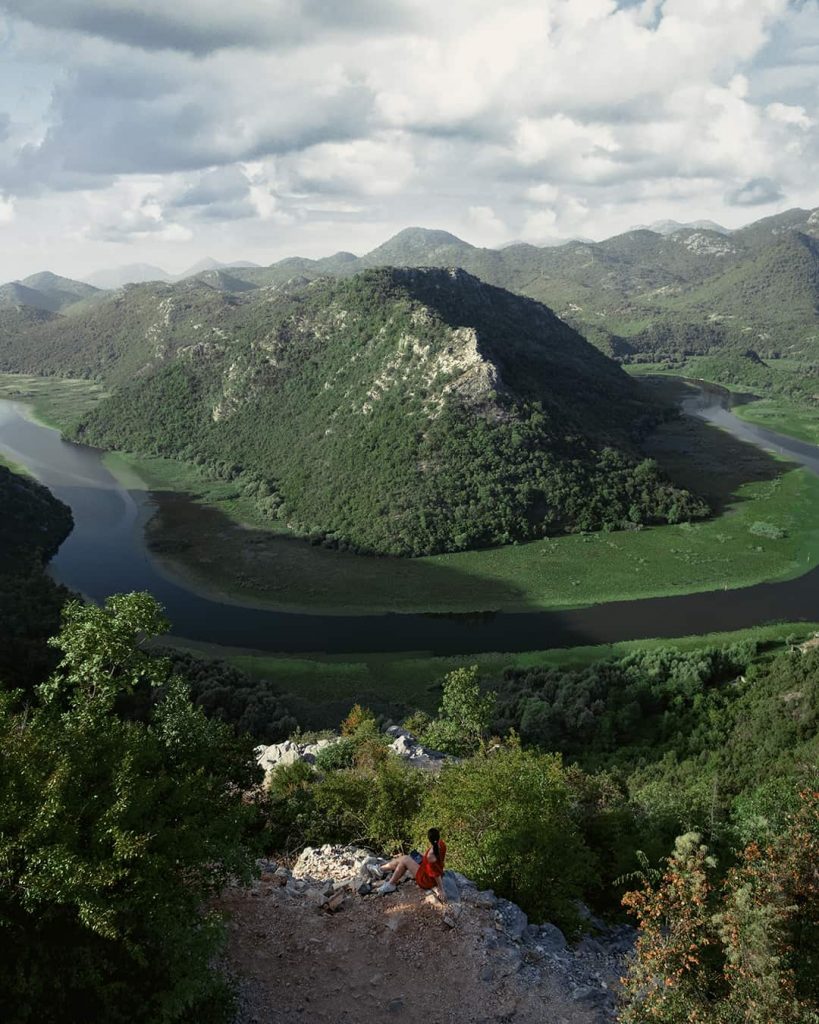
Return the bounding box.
[85,263,171,289]
[360,227,475,270]
[641,218,730,236]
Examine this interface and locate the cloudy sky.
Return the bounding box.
[0,0,817,280]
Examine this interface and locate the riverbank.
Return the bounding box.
[128,430,819,616]
[167,620,819,726]
[628,359,819,446]
[0,373,106,431]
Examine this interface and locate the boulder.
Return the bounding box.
[463,888,497,910]
[536,923,567,954]
[495,898,528,941]
[441,872,461,904]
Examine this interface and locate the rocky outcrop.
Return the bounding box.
[234,844,634,1023]
[256,727,450,781]
[255,737,336,775]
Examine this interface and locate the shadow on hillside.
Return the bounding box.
[145,490,532,615]
[641,381,789,513]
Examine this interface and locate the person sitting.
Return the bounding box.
[377,828,447,902]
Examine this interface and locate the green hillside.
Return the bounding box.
[70,268,705,555]
[0,279,242,385]
[0,272,102,314]
[626,230,819,360]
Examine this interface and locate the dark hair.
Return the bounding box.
[428,827,443,865]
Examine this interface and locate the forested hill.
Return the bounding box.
[69,268,705,555]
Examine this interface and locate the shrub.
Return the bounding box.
[402,710,432,737]
[621,786,819,1023]
[310,756,428,852]
[340,703,376,736]
[263,759,318,855]
[417,745,595,930]
[314,738,356,772]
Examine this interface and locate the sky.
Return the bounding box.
[0,0,817,280]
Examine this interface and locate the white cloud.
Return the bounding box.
[522,208,558,239]
[0,0,816,277]
[467,205,507,242]
[526,183,560,204]
[766,101,815,129]
[0,193,14,222]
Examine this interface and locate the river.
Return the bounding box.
[2,384,819,654]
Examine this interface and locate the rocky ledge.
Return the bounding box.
[224,844,634,1023]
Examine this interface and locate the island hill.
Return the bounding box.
[0,266,706,556]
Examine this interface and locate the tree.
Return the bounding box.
[621,786,819,1024]
[0,593,261,1024]
[421,665,495,756]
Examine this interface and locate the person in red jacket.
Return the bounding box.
[377,828,447,902]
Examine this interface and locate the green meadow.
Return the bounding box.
[0,373,107,431]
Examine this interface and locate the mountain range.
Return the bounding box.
[3,206,818,363]
[1,207,816,555]
[83,258,262,291]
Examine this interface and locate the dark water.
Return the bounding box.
[2,387,819,655]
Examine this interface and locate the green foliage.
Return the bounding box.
[417,745,596,930]
[0,593,260,1024]
[496,641,819,843]
[263,759,319,855]
[421,665,495,756]
[621,786,819,1023]
[402,709,432,736]
[161,649,298,743]
[311,756,427,852]
[314,737,356,771]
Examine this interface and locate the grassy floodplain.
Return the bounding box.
[114,441,819,616]
[732,396,819,445]
[628,358,819,445]
[0,373,107,431]
[168,620,819,726]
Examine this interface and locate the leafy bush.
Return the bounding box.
[0,593,260,1024]
[340,703,376,736]
[263,759,318,855]
[160,649,297,743]
[309,756,428,853]
[314,738,356,772]
[402,710,432,736]
[417,745,595,930]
